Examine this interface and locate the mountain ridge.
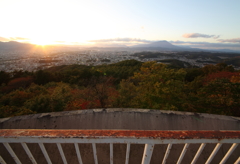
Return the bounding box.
[1,41,239,53]
[131,40,180,49]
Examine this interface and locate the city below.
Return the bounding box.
[0,41,240,72]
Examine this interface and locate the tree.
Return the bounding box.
[50,83,72,111]
[118,62,187,110]
[0,105,35,118]
[197,78,240,116]
[0,71,10,85]
[86,76,119,108]
[202,63,234,75]
[34,70,53,85]
[24,82,73,113]
[24,94,52,113]
[203,71,239,84]
[185,68,203,82]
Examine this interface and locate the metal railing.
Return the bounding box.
[0,129,240,164]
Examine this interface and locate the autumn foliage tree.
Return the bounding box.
[0,60,240,118]
[202,63,234,75]
[65,76,119,110]
[197,78,240,116]
[195,70,240,116]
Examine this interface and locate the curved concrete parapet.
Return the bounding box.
[0,108,240,130]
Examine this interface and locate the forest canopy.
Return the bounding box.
[0,60,240,118]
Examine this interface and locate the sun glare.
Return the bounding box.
[31,40,49,46]
[30,37,55,46]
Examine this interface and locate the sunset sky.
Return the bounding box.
[0,0,240,50]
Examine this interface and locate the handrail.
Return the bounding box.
[0,129,240,164]
[1,129,240,139]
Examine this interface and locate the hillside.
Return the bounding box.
[0,60,240,118]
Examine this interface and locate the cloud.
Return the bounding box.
[89,38,153,43]
[171,40,240,47]
[0,36,30,42]
[88,38,159,47]
[10,37,30,40]
[218,38,240,43]
[182,33,220,39]
[55,41,67,43]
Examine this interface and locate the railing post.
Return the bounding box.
[125,143,131,164]
[141,144,154,164]
[3,143,22,164]
[74,143,83,164]
[38,143,52,164]
[0,156,7,164]
[191,143,206,164]
[234,157,240,164]
[92,143,98,164]
[205,143,222,164]
[110,143,113,164]
[57,143,68,164]
[220,143,238,164]
[177,143,189,164]
[162,144,172,164]
[21,142,37,164]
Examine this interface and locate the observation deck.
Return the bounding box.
[0,108,240,164]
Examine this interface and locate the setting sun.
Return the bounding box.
[0,0,239,50]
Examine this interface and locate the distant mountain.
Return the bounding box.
[129,40,202,51]
[132,40,179,49]
[0,41,78,53]
[206,49,240,53]
[86,41,240,53]
[0,41,33,51]
[1,41,239,53]
[130,41,240,53]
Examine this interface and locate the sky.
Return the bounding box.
[0,0,240,50]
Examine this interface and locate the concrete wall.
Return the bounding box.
[1,108,240,130]
[0,109,240,164]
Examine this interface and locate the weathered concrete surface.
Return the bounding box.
[0,109,240,164]
[0,108,240,130]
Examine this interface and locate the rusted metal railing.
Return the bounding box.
[0,129,240,164]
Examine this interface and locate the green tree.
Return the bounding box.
[50,83,72,111]
[34,70,53,85]
[0,105,35,118]
[118,62,187,110]
[24,94,52,113]
[202,63,234,75]
[0,71,10,85]
[197,78,240,116]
